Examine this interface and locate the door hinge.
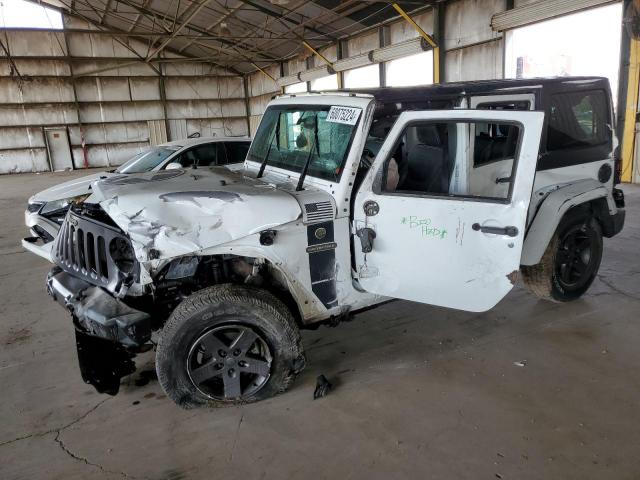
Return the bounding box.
[358,264,379,278]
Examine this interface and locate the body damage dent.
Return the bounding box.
[173,239,331,322]
[90,168,302,265]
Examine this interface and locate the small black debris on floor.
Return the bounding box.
[134,369,158,386]
[313,374,333,399]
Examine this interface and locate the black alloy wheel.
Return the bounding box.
[554,222,600,292]
[187,324,272,400]
[156,284,304,408]
[520,210,603,303]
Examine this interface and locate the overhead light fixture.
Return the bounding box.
[333,52,373,72]
[299,65,335,82]
[276,73,301,87]
[371,37,429,63]
[272,37,432,88]
[491,0,613,31]
[218,21,231,37]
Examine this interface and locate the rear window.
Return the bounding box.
[546,90,609,151]
[224,142,250,163]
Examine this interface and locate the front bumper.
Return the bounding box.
[47,268,151,348]
[23,210,60,262]
[22,237,54,262]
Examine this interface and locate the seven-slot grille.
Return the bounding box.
[304,201,334,224]
[53,212,128,289]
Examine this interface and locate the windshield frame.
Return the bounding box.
[246,104,362,184]
[115,145,182,174]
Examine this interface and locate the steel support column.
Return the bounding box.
[618,0,640,183]
[243,76,252,135]
[392,3,440,84]
[62,23,87,169]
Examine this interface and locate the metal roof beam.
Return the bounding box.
[99,0,114,25]
[146,0,213,61]
[0,26,301,40]
[176,2,243,53]
[109,0,280,61]
[237,0,337,41]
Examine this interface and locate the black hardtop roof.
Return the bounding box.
[335,76,611,104]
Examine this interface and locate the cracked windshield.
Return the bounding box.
[247,106,361,182]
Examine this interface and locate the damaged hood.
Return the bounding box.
[90,168,302,261]
[30,172,115,203]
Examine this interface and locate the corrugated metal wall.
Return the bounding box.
[246,0,507,134]
[0,14,248,174]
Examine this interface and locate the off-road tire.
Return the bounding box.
[521,208,603,302]
[156,284,304,408]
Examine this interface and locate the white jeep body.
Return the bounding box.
[41,79,626,403]
[51,94,606,314]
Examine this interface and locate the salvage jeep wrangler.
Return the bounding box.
[44,77,625,407]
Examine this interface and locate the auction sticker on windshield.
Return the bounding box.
[327,106,361,125]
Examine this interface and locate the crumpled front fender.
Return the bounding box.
[90,168,302,263]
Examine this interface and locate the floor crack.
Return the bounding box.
[1,398,145,478]
[228,413,244,463]
[52,398,151,479]
[54,430,140,479]
[597,274,640,301]
[1,400,109,447]
[0,432,43,447]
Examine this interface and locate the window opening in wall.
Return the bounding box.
[311,74,338,91]
[504,3,622,105]
[0,0,63,29]
[285,82,307,94]
[386,51,434,87]
[344,64,380,89]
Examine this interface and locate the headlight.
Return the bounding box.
[40,194,91,215]
[26,201,45,213]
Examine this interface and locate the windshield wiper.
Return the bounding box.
[296,113,319,191]
[257,119,280,178]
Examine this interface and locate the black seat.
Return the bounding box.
[403,126,450,194]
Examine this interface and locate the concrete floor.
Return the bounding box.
[1,170,639,480]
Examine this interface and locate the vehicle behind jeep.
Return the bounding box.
[43,77,625,407]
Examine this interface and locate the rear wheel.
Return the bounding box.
[521,209,603,302]
[156,284,304,408]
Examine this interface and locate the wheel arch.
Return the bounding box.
[521,179,616,266]
[156,248,324,328]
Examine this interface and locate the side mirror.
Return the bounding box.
[165,162,182,170]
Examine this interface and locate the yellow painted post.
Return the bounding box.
[251,62,276,82]
[302,41,334,69]
[302,40,341,88]
[391,3,440,83]
[621,37,639,182]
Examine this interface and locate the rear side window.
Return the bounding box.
[176,144,217,167]
[192,144,217,166]
[473,122,520,166]
[546,91,609,151]
[224,142,250,163]
[474,101,530,166]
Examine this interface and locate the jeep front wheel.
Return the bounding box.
[521,209,603,302]
[156,284,304,408]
